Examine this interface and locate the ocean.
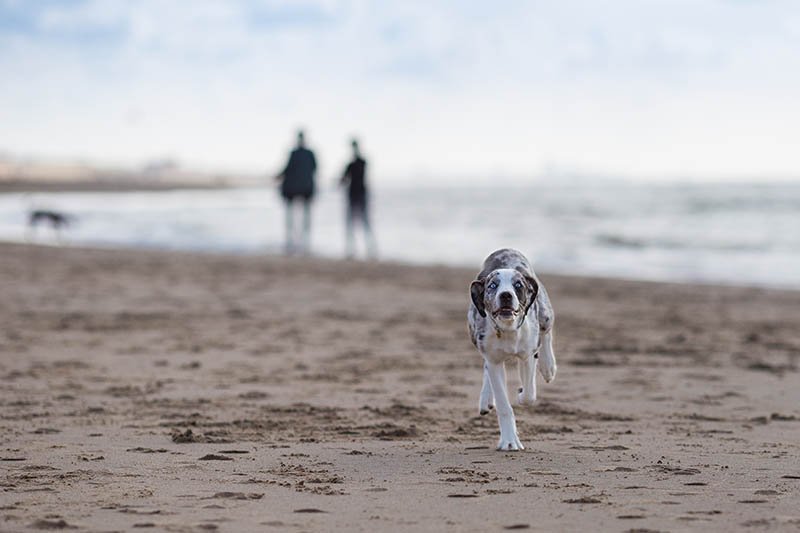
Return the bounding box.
[1,181,799,289]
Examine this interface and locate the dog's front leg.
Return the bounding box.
[538,331,557,383]
[485,360,523,451]
[479,361,494,415]
[517,356,537,406]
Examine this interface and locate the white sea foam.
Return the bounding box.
[1,182,798,289]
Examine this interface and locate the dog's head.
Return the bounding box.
[470,268,538,329]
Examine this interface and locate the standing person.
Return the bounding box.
[276,130,316,253]
[340,138,376,259]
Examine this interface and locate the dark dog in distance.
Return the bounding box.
[28,210,75,241]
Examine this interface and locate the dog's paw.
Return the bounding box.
[497,433,524,451]
[517,386,536,406]
[479,388,494,416]
[539,359,557,383]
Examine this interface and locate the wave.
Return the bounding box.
[595,233,774,253]
[2,182,800,289]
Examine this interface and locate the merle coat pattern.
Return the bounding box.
[467,248,557,450]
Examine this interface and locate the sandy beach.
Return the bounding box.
[1,242,799,532]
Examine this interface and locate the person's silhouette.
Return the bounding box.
[276,130,316,253]
[340,138,376,258]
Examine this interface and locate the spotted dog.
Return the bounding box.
[468,248,556,451]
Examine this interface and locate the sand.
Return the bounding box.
[1,242,799,532]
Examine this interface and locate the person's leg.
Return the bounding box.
[301,196,311,253]
[345,201,356,258]
[362,196,377,259]
[284,197,294,254]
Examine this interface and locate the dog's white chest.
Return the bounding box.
[481,322,540,362]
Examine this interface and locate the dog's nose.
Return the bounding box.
[499,291,513,305]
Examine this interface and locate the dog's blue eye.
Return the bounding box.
[489,282,497,289]
[514,281,522,288]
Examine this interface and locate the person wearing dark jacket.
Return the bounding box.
[276,130,316,253]
[340,138,376,258]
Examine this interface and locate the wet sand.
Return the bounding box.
[1,242,799,532]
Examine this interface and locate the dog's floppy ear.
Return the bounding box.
[470,279,487,318]
[522,274,539,317]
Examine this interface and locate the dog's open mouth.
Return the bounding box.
[494,307,517,319]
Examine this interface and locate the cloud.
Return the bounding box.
[1,0,800,180]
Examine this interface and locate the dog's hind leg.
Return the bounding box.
[517,356,537,405]
[538,330,557,383]
[479,361,494,415]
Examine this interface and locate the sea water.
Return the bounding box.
[1,181,798,289]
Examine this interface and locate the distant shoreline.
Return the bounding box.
[0,179,242,193]
[3,240,798,294]
[3,181,798,291]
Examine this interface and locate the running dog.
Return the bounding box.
[468,248,557,450]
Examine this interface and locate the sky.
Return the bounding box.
[1,0,800,183]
